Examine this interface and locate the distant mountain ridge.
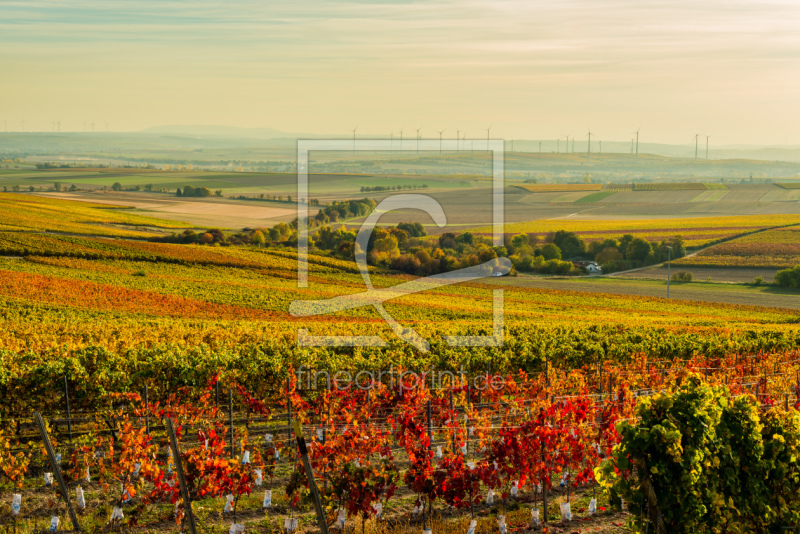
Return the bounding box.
[139,125,315,139]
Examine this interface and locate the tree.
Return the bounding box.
[200,233,214,244]
[183,185,196,197]
[540,243,561,260]
[112,182,123,191]
[595,246,622,265]
[144,183,153,191]
[553,230,586,259]
[374,235,399,256]
[626,237,653,263]
[618,234,635,258]
[176,187,183,197]
[54,182,61,192]
[69,184,77,191]
[214,190,223,197]
[29,185,34,192]
[510,234,529,252]
[252,230,266,247]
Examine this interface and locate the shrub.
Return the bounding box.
[671,271,693,282]
[597,376,800,533]
[775,266,800,288]
[754,276,764,285]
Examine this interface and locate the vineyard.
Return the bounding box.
[3,351,800,533]
[675,226,800,269]
[471,214,800,247]
[0,194,188,238]
[2,193,800,532]
[513,184,602,193]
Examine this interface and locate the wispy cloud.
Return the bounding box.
[1,0,798,143]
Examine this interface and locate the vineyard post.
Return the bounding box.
[165,417,198,534]
[143,385,150,435]
[215,381,219,406]
[35,413,81,533]
[541,439,548,525]
[287,376,293,444]
[466,384,472,454]
[292,419,330,534]
[449,388,455,452]
[229,389,235,458]
[63,376,72,444]
[785,393,789,411]
[427,400,432,451]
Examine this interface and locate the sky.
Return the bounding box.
[1,0,799,145]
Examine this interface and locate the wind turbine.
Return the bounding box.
[351,126,357,154]
[599,140,602,154]
[437,129,445,154]
[486,126,491,150]
[557,138,560,153]
[399,128,403,148]
[415,127,421,153]
[586,130,592,163]
[705,135,711,160]
[635,127,640,159]
[693,133,699,160]
[538,141,542,154]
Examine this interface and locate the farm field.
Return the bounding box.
[675,226,800,268]
[491,274,800,310]
[614,265,780,284]
[469,213,800,247]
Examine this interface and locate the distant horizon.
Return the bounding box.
[1,125,799,151]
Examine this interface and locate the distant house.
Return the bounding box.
[572,260,602,274]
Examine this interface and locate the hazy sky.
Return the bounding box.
[1,0,799,144]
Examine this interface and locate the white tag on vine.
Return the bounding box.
[254,468,263,486]
[589,498,597,515]
[372,502,383,518]
[133,462,141,476]
[275,449,280,460]
[55,453,61,463]
[560,502,572,521]
[263,490,272,508]
[536,483,542,493]
[229,523,245,534]
[559,474,567,487]
[224,494,234,513]
[76,486,86,509]
[467,461,475,470]
[467,519,477,534]
[265,433,273,442]
[49,516,59,532]
[11,494,21,516]
[336,508,346,529]
[531,508,539,527]
[460,443,467,455]
[486,489,494,505]
[317,428,324,441]
[85,466,90,482]
[423,528,432,534]
[413,503,423,515]
[510,481,518,497]
[111,506,124,521]
[468,426,475,437]
[435,446,443,459]
[44,472,53,486]
[242,450,250,464]
[497,515,507,534]
[284,518,297,533]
